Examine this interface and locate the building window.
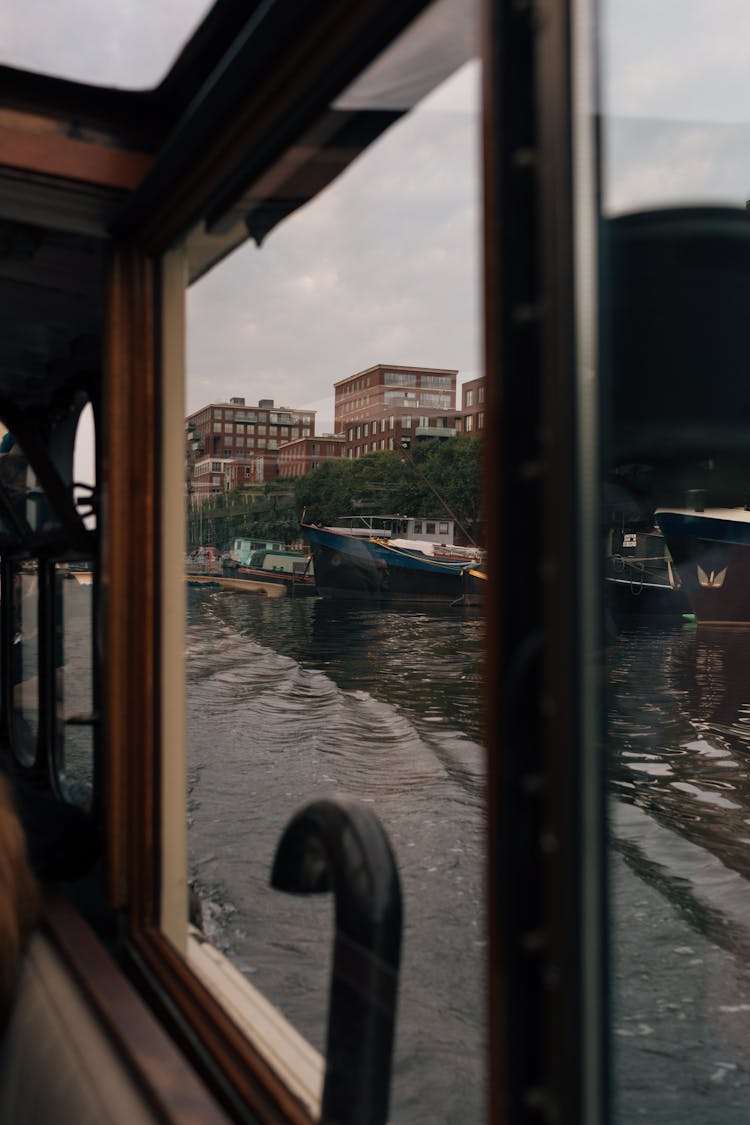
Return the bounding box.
[466,415,474,432]
[477,411,484,429]
[465,389,474,407]
[388,437,394,450]
[213,422,221,432]
[383,371,417,387]
[478,385,485,403]
[402,416,411,429]
[420,374,453,389]
[419,392,453,409]
[224,448,232,457]
[363,423,369,436]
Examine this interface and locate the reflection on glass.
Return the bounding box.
[601,3,750,1121]
[54,564,94,811]
[0,431,58,533]
[12,560,38,766]
[183,26,483,1125]
[73,402,97,532]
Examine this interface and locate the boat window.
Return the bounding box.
[53,563,94,812]
[73,403,97,533]
[0,0,213,90]
[11,559,39,767]
[0,433,58,536]
[600,2,750,1118]
[176,4,484,1119]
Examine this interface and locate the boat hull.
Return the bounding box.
[656,510,750,623]
[222,560,317,597]
[303,524,481,603]
[604,576,690,619]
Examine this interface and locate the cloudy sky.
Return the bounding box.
[601,0,750,213]
[185,61,482,433]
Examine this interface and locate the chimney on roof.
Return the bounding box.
[230,396,245,405]
[259,399,274,408]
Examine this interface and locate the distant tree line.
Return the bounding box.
[186,437,484,549]
[294,437,484,544]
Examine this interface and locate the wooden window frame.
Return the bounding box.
[0,0,606,1121]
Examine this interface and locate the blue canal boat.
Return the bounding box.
[301,516,485,604]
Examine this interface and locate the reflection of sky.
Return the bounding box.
[602,0,750,213]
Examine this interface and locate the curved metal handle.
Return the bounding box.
[271,798,402,1125]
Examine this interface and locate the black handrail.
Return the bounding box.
[271,797,402,1125]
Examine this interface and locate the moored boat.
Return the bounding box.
[604,525,690,620]
[223,545,316,597]
[301,516,485,604]
[655,506,750,623]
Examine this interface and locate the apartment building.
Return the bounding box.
[277,435,347,478]
[334,364,457,427]
[457,376,486,436]
[185,396,316,500]
[186,397,316,469]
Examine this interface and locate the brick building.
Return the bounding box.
[334,363,457,429]
[334,363,464,458]
[277,435,347,478]
[185,396,316,500]
[456,376,486,437]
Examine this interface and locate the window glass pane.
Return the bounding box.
[0,0,212,90]
[54,563,94,812]
[601,3,750,1120]
[12,560,38,765]
[182,11,484,1124]
[0,430,58,533]
[73,402,97,532]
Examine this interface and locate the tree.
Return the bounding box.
[294,437,484,543]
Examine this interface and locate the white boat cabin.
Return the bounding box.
[327,515,456,545]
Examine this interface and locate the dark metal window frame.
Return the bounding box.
[0,0,606,1121]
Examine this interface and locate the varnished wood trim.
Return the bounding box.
[130,929,315,1125]
[0,125,151,190]
[41,890,230,1125]
[103,246,157,913]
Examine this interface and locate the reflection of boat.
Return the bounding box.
[301,517,485,604]
[222,545,316,597]
[655,507,750,623]
[185,539,316,597]
[605,525,690,619]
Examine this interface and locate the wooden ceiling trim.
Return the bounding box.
[0,118,152,192]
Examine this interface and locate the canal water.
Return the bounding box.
[186,589,486,1125]
[187,589,750,1122]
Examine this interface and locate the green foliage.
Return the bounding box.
[186,482,299,549]
[186,439,484,548]
[294,437,484,542]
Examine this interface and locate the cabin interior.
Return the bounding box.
[0,1,607,1124]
